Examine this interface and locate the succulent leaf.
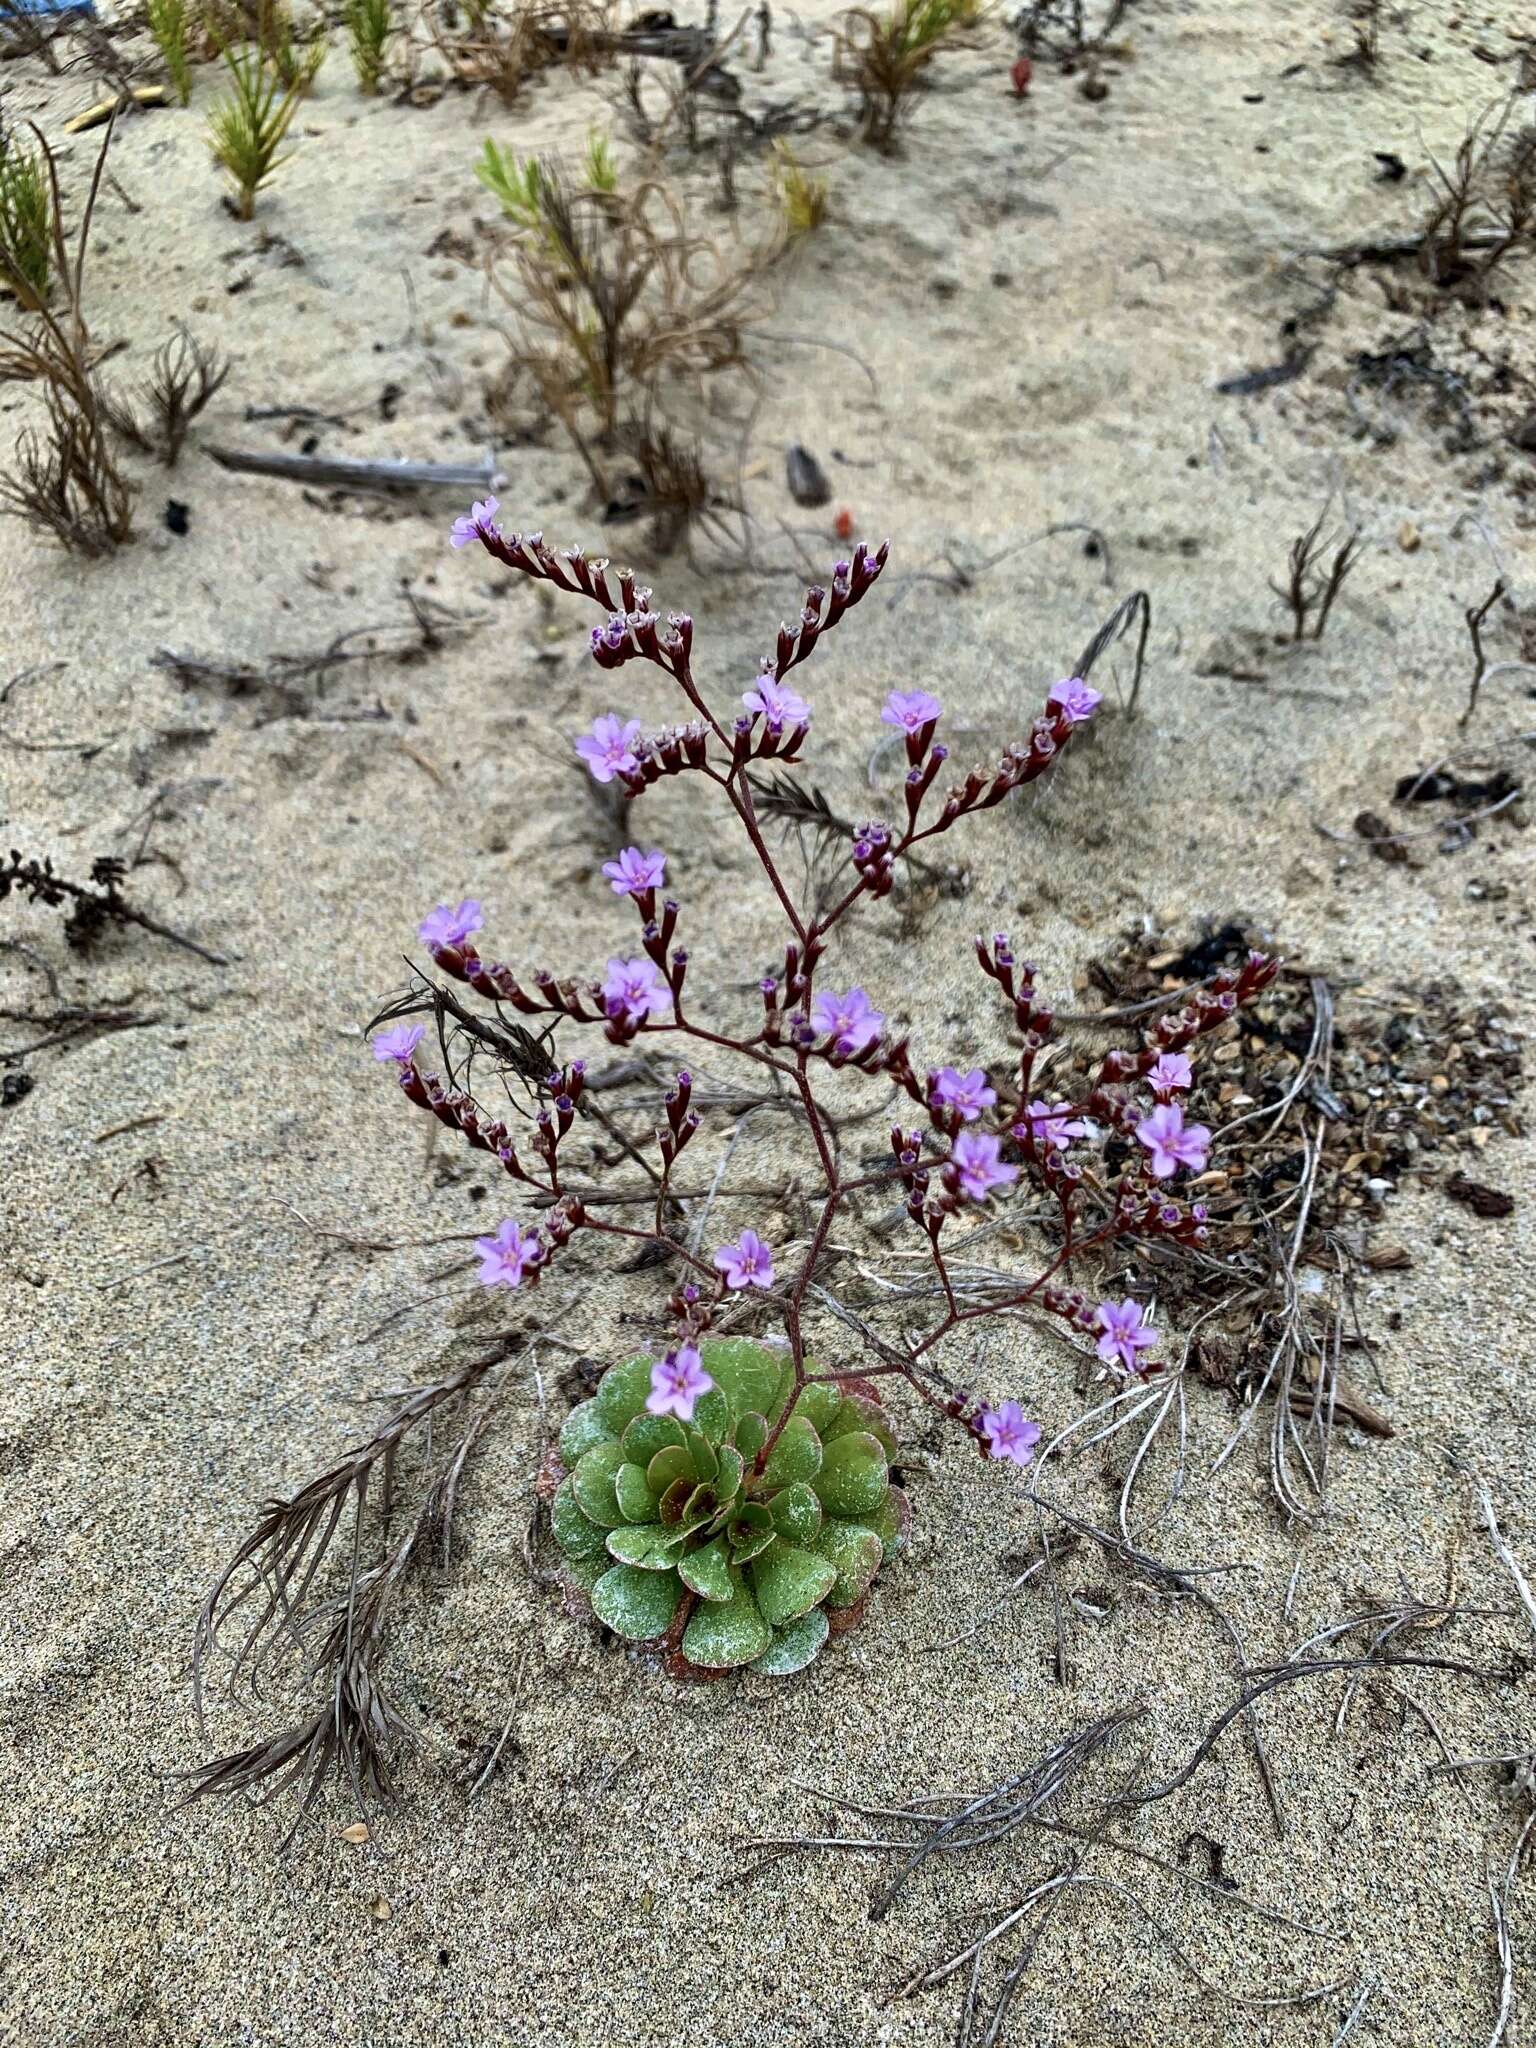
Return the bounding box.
[657,1474,694,1524]
[647,1444,695,1496]
[684,1426,720,1483]
[591,1562,685,1639]
[698,1338,786,1419]
[678,1534,733,1603]
[752,1605,829,1676]
[812,1430,887,1516]
[768,1480,823,1544]
[558,1397,612,1467]
[561,1552,608,1594]
[714,1444,745,1503]
[552,1475,609,1560]
[790,1381,843,1435]
[593,1353,656,1435]
[605,1522,686,1570]
[825,1392,899,1462]
[693,1385,733,1440]
[614,1460,658,1524]
[572,1439,629,1528]
[733,1411,768,1462]
[812,1519,884,1607]
[761,1414,823,1488]
[681,1571,773,1668]
[727,1517,777,1566]
[622,1412,686,1465]
[752,1538,839,1627]
[869,1481,911,1559]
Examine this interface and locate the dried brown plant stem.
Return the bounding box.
[186,1329,547,1843]
[1459,579,1507,729]
[1270,509,1363,642]
[0,122,135,552]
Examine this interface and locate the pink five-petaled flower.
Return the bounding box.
[809,985,884,1055]
[577,714,646,785]
[475,1218,543,1289]
[601,846,667,898]
[978,1401,1042,1466]
[881,688,943,734]
[713,1228,775,1291]
[1135,1102,1211,1179]
[1020,1099,1087,1153]
[646,1344,714,1421]
[743,675,811,730]
[950,1129,1019,1204]
[419,898,484,951]
[1147,1052,1193,1099]
[931,1066,997,1122]
[602,955,672,1027]
[1094,1298,1159,1374]
[372,1022,425,1065]
[1046,675,1102,724]
[448,496,500,549]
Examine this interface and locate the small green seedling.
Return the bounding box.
[207,44,307,220]
[0,131,53,308]
[772,142,828,234]
[344,0,391,93]
[474,138,545,228]
[145,0,196,104]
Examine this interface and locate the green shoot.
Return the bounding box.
[145,0,196,104]
[771,143,827,234]
[0,130,52,309]
[344,0,391,92]
[474,139,545,228]
[207,44,307,220]
[584,126,618,195]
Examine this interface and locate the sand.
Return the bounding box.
[2,0,1534,2042]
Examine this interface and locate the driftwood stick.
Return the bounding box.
[206,446,501,494]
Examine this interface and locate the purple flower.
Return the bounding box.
[577,714,646,785]
[1094,1298,1159,1373]
[602,955,672,1027]
[950,1129,1019,1204]
[372,1022,425,1065]
[882,688,943,734]
[809,985,884,1055]
[1135,1103,1211,1179]
[475,1217,543,1289]
[978,1400,1042,1466]
[931,1066,997,1122]
[713,1228,775,1291]
[1019,1099,1087,1153]
[1147,1052,1193,1099]
[743,675,811,730]
[601,846,667,898]
[419,898,484,951]
[1046,675,1102,724]
[449,496,500,549]
[646,1343,714,1421]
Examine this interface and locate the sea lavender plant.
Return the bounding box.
[362,506,1278,1679]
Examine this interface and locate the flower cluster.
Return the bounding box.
[364,506,1278,1645]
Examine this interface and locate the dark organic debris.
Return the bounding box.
[785,442,831,507]
[1214,348,1312,397]
[1394,765,1519,807]
[1354,810,1412,862]
[1,848,225,963]
[1444,1172,1515,1219]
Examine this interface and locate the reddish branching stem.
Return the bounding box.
[380,513,1278,1464]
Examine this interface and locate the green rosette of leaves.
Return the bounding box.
[550,1338,909,1676]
